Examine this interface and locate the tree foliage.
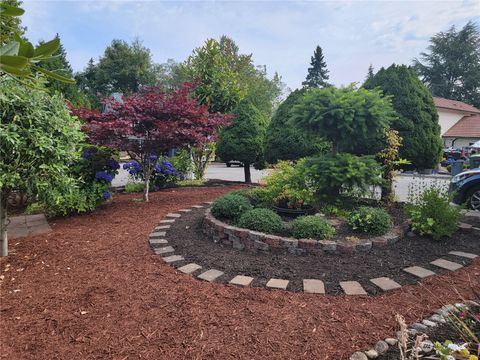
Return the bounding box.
[414,21,480,108]
[0,80,84,256]
[364,64,442,169]
[0,2,74,83]
[72,83,232,201]
[38,35,91,107]
[182,38,245,113]
[264,89,330,164]
[75,38,157,101]
[293,85,395,156]
[0,0,25,46]
[216,100,267,182]
[302,45,330,88]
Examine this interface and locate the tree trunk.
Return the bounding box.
[143,169,150,202]
[0,192,8,257]
[244,163,252,184]
[332,141,338,156]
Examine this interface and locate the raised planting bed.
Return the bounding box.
[153,206,480,295]
[203,207,410,255]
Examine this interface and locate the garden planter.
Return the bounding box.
[271,204,315,217]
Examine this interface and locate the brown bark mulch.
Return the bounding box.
[1,186,479,360]
[167,207,479,295]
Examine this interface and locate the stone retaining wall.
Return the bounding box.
[202,208,410,255]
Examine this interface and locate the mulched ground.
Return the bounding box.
[1,185,479,360]
[167,207,480,294]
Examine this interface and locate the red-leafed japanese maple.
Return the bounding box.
[72,83,232,201]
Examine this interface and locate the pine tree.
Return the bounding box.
[302,45,330,88]
[216,100,267,183]
[364,64,442,170]
[38,35,90,107]
[366,64,374,81]
[414,21,480,108]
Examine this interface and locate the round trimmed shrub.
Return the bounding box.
[211,194,253,221]
[347,206,392,235]
[237,208,282,233]
[227,188,269,208]
[291,216,335,239]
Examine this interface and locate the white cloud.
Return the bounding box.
[20,0,480,89]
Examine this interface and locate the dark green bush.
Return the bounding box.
[291,215,335,239]
[302,153,383,202]
[228,188,270,208]
[237,208,282,233]
[347,206,392,235]
[211,194,253,221]
[406,187,460,240]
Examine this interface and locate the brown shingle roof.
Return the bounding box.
[443,114,480,138]
[434,97,480,114]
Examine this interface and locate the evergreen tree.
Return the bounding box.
[302,45,330,88]
[364,64,442,170]
[264,89,330,164]
[0,0,26,45]
[414,21,480,108]
[38,35,90,107]
[366,64,374,81]
[216,100,267,183]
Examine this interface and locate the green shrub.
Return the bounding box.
[347,206,392,235]
[291,215,335,239]
[211,194,253,221]
[259,160,315,208]
[25,202,44,215]
[237,208,282,233]
[406,187,461,240]
[125,182,144,193]
[228,188,270,208]
[302,153,383,202]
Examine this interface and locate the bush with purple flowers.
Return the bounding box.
[124,155,184,191]
[39,145,119,217]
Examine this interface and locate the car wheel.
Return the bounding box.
[466,186,480,211]
[226,162,231,168]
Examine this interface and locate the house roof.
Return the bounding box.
[434,97,480,114]
[443,114,480,138]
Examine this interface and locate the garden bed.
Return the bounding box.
[203,204,410,255]
[166,206,479,295]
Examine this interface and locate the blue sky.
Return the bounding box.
[22,0,479,91]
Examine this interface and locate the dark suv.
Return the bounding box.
[449,169,480,210]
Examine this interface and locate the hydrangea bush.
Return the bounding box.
[39,145,119,217]
[123,154,184,191]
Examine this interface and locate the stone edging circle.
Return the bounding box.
[148,203,479,296]
[202,208,410,255]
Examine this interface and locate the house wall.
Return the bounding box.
[442,137,480,148]
[437,109,465,136]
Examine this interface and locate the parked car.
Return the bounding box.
[449,169,480,211]
[226,160,243,167]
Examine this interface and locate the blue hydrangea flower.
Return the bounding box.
[107,159,120,170]
[103,190,111,200]
[149,153,158,162]
[95,171,114,183]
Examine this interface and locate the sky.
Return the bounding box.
[21,0,480,91]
